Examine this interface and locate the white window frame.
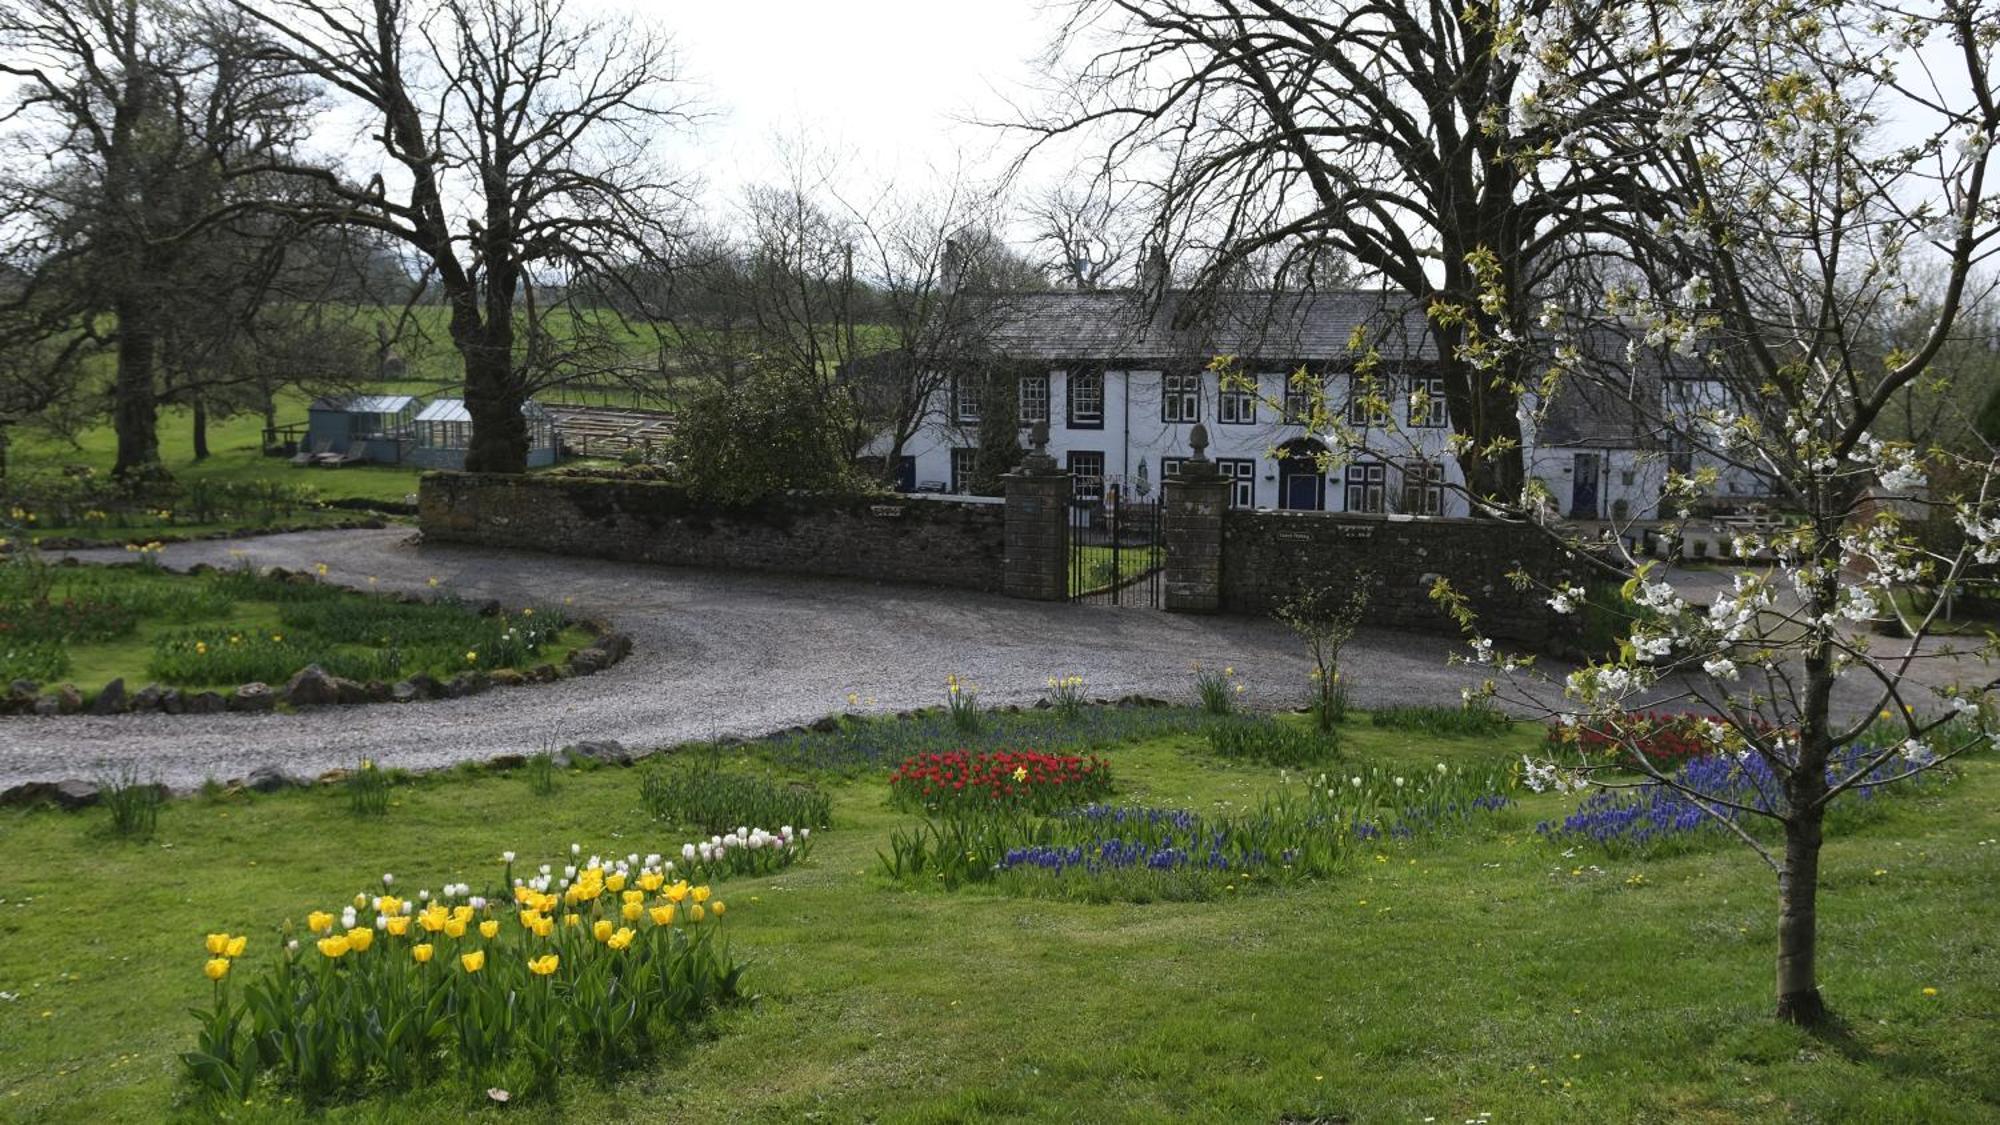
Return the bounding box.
[1019,372,1050,425]
[1161,371,1200,424]
[1068,450,1105,498]
[1283,372,1321,424]
[1218,381,1257,425]
[955,378,980,425]
[1218,457,1256,507]
[1400,460,1443,515]
[1345,461,1387,513]
[1410,374,1447,428]
[950,448,977,494]
[1068,370,1104,428]
[1346,373,1393,427]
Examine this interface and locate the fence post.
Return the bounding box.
[1163,424,1228,613]
[1003,421,1071,601]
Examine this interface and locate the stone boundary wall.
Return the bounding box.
[1219,510,1580,642]
[419,472,1007,592]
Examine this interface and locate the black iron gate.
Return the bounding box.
[1068,488,1164,607]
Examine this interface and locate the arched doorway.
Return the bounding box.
[1278,438,1328,511]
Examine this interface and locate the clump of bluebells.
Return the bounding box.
[1540,735,1951,858]
[880,763,1518,900]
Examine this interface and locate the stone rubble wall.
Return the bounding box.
[419,472,1008,592]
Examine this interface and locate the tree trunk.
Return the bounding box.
[191,393,210,461]
[1775,812,1828,1025]
[0,422,10,486]
[461,342,527,474]
[111,302,164,482]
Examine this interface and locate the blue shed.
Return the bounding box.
[299,395,419,466]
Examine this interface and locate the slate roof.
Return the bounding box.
[982,289,1436,363]
[1535,328,1707,449]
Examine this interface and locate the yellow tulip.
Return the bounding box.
[691,885,712,905]
[528,954,559,977]
[307,911,335,935]
[460,950,485,974]
[606,927,636,951]
[352,893,367,910]
[418,905,447,933]
[563,913,580,928]
[225,935,247,958]
[689,905,705,923]
[621,889,645,906]
[605,872,628,893]
[479,920,500,939]
[664,881,690,904]
[385,915,410,937]
[450,905,474,925]
[531,915,554,938]
[593,919,614,942]
[205,933,229,956]
[711,901,726,917]
[638,871,664,892]
[317,935,351,959]
[412,943,434,964]
[650,905,674,927]
[203,958,231,981]
[443,918,467,939]
[622,902,643,922]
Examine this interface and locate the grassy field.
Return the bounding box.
[1070,544,1164,597]
[0,711,1993,1122]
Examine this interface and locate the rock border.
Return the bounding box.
[5,516,391,554]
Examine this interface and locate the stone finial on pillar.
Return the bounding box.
[1181,422,1219,480]
[1022,418,1057,474]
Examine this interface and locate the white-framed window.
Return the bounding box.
[1068,450,1105,498]
[1345,461,1387,513]
[1410,374,1447,428]
[1019,372,1050,425]
[1346,372,1393,427]
[1219,457,1256,507]
[1219,378,1257,424]
[1162,456,1257,508]
[1162,371,1200,423]
[950,448,977,495]
[1068,370,1104,428]
[1283,371,1321,424]
[955,378,980,424]
[1400,460,1443,515]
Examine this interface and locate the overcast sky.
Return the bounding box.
[663,1,1059,216]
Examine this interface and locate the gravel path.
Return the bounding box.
[0,529,1503,789]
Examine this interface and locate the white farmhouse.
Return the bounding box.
[874,289,1762,520]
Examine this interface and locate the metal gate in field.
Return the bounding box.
[1068,487,1164,608]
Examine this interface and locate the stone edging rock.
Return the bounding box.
[9,517,390,553]
[0,618,633,719]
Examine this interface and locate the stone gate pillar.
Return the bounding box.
[1003,421,1070,601]
[1164,423,1227,613]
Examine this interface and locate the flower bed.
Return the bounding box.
[1545,710,1774,771]
[882,764,1518,898]
[182,842,780,1106]
[888,749,1113,813]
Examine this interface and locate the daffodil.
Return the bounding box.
[460,950,485,973]
[203,958,231,982]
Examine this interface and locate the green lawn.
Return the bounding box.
[1070,543,1164,597]
[0,713,1994,1121]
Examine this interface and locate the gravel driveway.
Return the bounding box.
[0,529,1506,789]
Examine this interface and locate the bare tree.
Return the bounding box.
[1025,182,1130,290]
[0,0,314,480]
[226,0,696,472]
[1026,0,1725,511]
